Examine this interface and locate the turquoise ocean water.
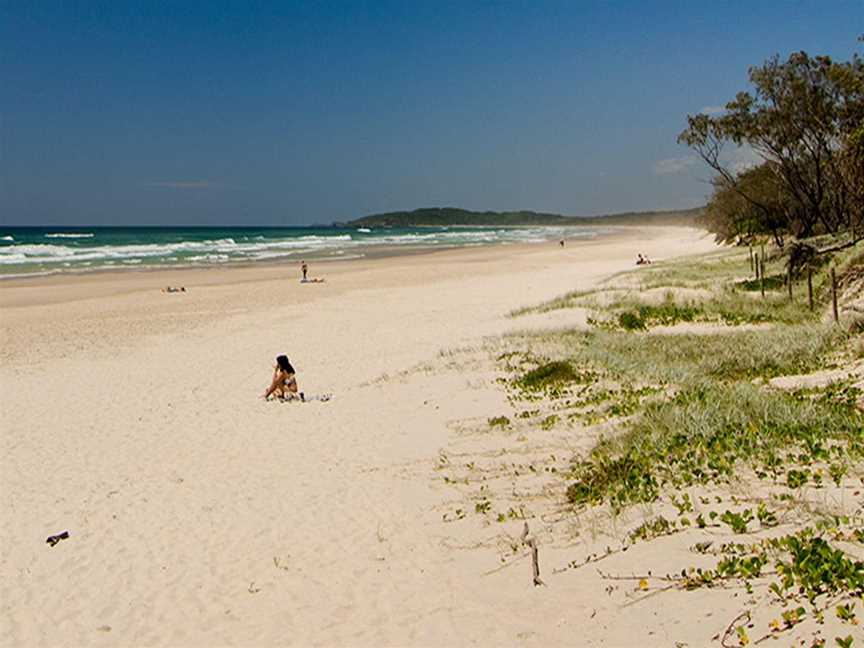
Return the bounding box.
[0,225,607,278]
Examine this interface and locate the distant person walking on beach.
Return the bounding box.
[301,260,308,281]
[262,355,303,401]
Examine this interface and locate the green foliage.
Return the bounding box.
[474,499,491,514]
[677,528,864,622]
[608,296,704,331]
[518,361,579,388]
[835,603,857,623]
[570,324,842,384]
[720,509,754,534]
[679,49,864,242]
[566,382,864,509]
[737,274,786,291]
[488,415,511,428]
[597,289,817,330]
[344,206,702,228]
[680,552,769,589]
[774,533,864,604]
[540,414,558,430]
[629,516,675,542]
[617,310,647,331]
[787,469,809,489]
[514,360,594,395]
[756,503,778,528]
[502,244,861,519]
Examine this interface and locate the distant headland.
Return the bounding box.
[338,206,703,228]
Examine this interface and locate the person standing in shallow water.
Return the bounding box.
[301,260,308,282]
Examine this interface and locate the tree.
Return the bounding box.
[702,163,791,245]
[680,48,864,242]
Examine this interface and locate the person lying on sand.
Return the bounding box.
[300,277,325,284]
[161,286,186,292]
[262,355,304,401]
[636,254,652,266]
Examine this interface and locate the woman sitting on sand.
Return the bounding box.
[262,355,303,401]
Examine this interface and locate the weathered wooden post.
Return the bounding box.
[760,258,766,298]
[521,522,543,586]
[755,252,760,281]
[787,264,793,300]
[807,268,813,311]
[831,268,839,323]
[749,246,754,275]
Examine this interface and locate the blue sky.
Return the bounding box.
[1,1,860,225]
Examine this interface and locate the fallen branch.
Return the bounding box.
[718,610,750,648]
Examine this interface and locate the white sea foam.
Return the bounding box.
[0,226,609,276]
[0,253,29,264]
[1,235,13,241]
[188,254,230,262]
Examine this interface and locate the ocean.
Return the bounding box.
[0,225,608,278]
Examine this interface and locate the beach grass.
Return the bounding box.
[498,239,863,512]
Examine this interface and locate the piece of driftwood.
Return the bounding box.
[718,610,751,648]
[521,522,544,586]
[46,531,69,547]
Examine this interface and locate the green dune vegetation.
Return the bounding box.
[491,242,863,645]
[437,42,863,647]
[341,206,702,228]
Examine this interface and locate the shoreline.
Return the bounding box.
[0,225,684,309]
[0,223,624,285]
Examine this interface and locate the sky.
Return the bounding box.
[1,1,861,226]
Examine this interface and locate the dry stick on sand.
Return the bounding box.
[717,610,751,648]
[521,522,544,586]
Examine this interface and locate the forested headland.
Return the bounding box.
[341,207,702,228]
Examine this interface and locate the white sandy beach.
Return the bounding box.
[1,227,721,647]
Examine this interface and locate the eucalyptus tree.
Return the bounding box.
[680,46,864,243]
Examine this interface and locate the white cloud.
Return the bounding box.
[724,145,762,174]
[652,156,698,176]
[699,105,725,115]
[144,180,214,189]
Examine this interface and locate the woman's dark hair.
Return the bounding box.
[276,355,295,373]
